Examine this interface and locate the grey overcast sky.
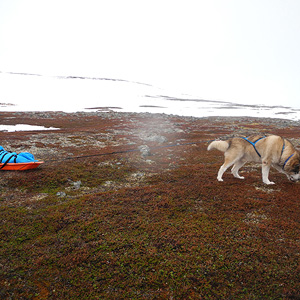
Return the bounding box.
[1,0,300,107]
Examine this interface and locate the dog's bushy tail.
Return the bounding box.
[207,140,229,152]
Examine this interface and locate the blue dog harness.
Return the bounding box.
[283,153,294,170]
[241,136,294,170]
[240,136,266,158]
[278,138,295,170]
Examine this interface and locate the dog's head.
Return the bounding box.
[284,152,300,182]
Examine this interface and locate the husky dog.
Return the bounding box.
[207,135,300,185]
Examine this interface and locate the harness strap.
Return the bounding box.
[281,139,285,157]
[280,139,296,170]
[241,136,265,158]
[283,153,294,170]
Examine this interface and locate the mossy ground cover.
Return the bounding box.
[1,112,300,299]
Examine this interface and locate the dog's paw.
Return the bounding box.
[264,181,275,185]
[217,178,224,182]
[234,175,245,179]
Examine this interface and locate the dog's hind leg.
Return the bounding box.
[231,159,246,179]
[217,155,241,182]
[217,164,228,181]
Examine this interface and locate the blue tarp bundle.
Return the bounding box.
[0,146,37,167]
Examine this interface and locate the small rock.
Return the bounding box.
[140,133,167,144]
[146,159,154,164]
[138,145,151,157]
[56,191,66,198]
[72,181,82,189]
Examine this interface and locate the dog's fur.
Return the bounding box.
[207,135,300,184]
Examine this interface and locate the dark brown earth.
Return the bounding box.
[1,111,300,299]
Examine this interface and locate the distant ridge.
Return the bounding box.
[0,71,153,87]
[1,70,299,120]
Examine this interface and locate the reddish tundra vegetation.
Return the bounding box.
[0,111,300,299]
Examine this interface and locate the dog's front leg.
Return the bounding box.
[272,164,285,174]
[262,161,275,185]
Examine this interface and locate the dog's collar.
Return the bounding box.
[283,153,294,170]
